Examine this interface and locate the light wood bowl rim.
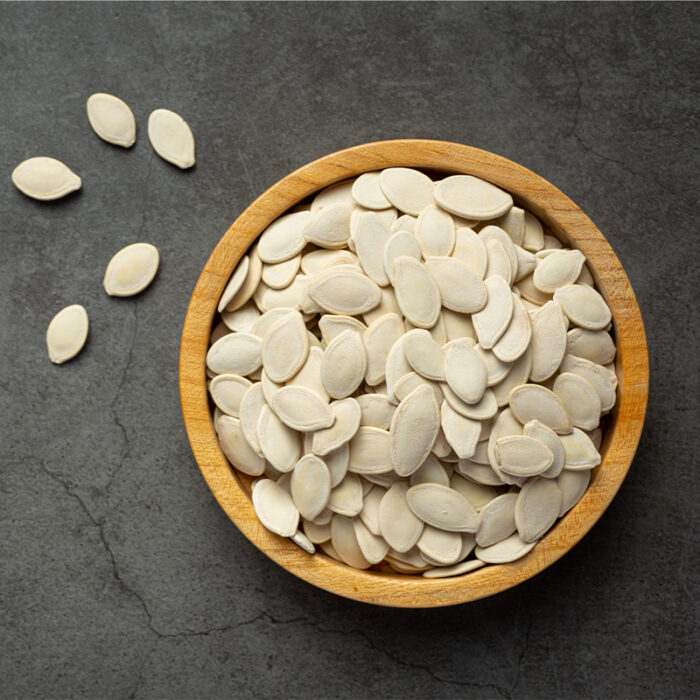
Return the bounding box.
[179,139,649,607]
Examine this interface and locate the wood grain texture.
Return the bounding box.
[179,139,648,607]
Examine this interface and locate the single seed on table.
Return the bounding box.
[492,294,531,363]
[252,478,299,537]
[257,211,310,264]
[485,239,514,285]
[515,476,562,543]
[46,304,89,364]
[434,175,513,220]
[303,518,331,544]
[347,425,392,474]
[290,454,331,520]
[404,328,445,381]
[559,428,601,469]
[261,312,308,382]
[440,402,480,460]
[307,267,381,315]
[239,382,266,456]
[553,284,612,331]
[472,276,514,349]
[392,256,441,329]
[215,415,265,476]
[475,493,518,547]
[557,469,591,516]
[328,474,364,517]
[352,518,389,564]
[351,171,392,209]
[357,393,396,430]
[364,312,404,386]
[529,299,567,381]
[559,354,617,412]
[102,241,161,297]
[424,257,488,313]
[321,329,367,399]
[406,483,481,532]
[312,397,362,455]
[207,332,262,375]
[353,210,392,285]
[147,108,195,168]
[509,383,572,434]
[415,204,456,257]
[86,93,136,147]
[566,328,616,366]
[271,386,334,432]
[359,484,385,535]
[256,405,300,472]
[523,419,565,478]
[390,384,441,477]
[209,374,252,417]
[522,211,544,252]
[261,255,302,289]
[379,482,424,552]
[312,179,356,211]
[443,339,487,404]
[533,249,586,292]
[449,473,498,509]
[221,300,260,332]
[417,525,463,565]
[12,156,81,200]
[225,246,263,312]
[378,167,435,216]
[495,435,554,477]
[475,533,536,563]
[330,515,371,568]
[452,226,488,277]
[318,314,366,345]
[302,202,352,249]
[290,530,315,554]
[552,372,601,431]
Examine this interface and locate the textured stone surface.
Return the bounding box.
[1,3,697,698]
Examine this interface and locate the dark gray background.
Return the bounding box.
[1,3,697,699]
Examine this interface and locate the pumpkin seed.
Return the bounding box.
[533,249,586,292]
[103,242,160,298]
[452,226,488,277]
[312,397,361,455]
[409,454,450,487]
[364,313,404,386]
[443,339,487,404]
[221,300,261,333]
[252,478,299,537]
[522,211,544,252]
[557,469,591,516]
[476,493,517,547]
[384,336,412,401]
[560,428,601,469]
[352,518,389,564]
[261,312,308,382]
[423,558,485,578]
[513,244,537,282]
[324,443,350,487]
[209,374,252,418]
[528,299,567,382]
[485,239,514,285]
[442,308,476,342]
[312,179,356,211]
[392,256,441,329]
[559,354,617,412]
[321,329,367,399]
[404,328,445,381]
[442,383,498,421]
[290,530,315,554]
[406,483,481,532]
[552,372,601,431]
[329,515,370,568]
[256,404,300,472]
[46,304,89,364]
[472,276,514,349]
[457,459,505,486]
[495,435,554,477]
[384,231,422,284]
[449,473,498,509]
[207,332,262,375]
[354,210,392,285]
[495,206,525,246]
[379,482,424,552]
[301,248,358,275]
[515,272,553,306]
[216,415,265,476]
[425,257,488,313]
[392,214,417,233]
[566,328,616,365]
[415,204,455,257]
[434,175,512,220]
[359,484,386,535]
[357,393,396,430]
[307,267,381,315]
[440,402,480,459]
[303,202,352,249]
[417,525,463,565]
[261,255,302,289]
[554,284,612,330]
[491,346,532,406]
[509,383,572,434]
[258,211,310,264]
[348,426,393,474]
[147,108,195,169]
[523,419,565,478]
[492,294,531,363]
[271,386,334,431]
[287,346,329,401]
[239,382,266,456]
[351,171,392,209]
[12,156,81,200]
[378,167,435,215]
[261,370,282,405]
[303,518,332,544]
[318,314,366,345]
[515,476,562,543]
[475,533,536,563]
[86,93,136,147]
[328,474,364,517]
[291,454,331,520]
[362,285,402,325]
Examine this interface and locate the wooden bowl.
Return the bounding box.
[179,139,648,607]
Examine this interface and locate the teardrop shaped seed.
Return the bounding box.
[406,484,481,533]
[318,314,366,345]
[312,179,356,211]
[450,473,498,509]
[86,93,136,147]
[303,518,332,544]
[559,354,617,412]
[147,108,195,168]
[215,415,266,476]
[476,493,518,547]
[390,384,441,477]
[513,244,537,282]
[261,312,309,382]
[258,211,310,264]
[46,304,89,364]
[359,485,386,535]
[559,428,601,469]
[207,332,262,375]
[221,300,260,333]
[515,476,562,543]
[287,346,329,401]
[291,454,331,520]
[384,231,422,284]
[261,255,301,290]
[303,202,352,249]
[441,308,476,343]
[523,419,565,478]
[252,479,299,537]
[239,382,266,456]
[352,518,389,564]
[364,313,404,386]
[354,211,392,285]
[357,393,396,430]
[529,300,567,382]
[103,242,159,297]
[492,294,531,363]
[347,426,393,474]
[256,405,300,472]
[444,339,488,404]
[225,247,263,312]
[404,328,445,381]
[442,383,498,421]
[475,533,536,563]
[307,268,381,315]
[379,168,435,216]
[522,211,544,252]
[492,346,532,406]
[312,398,362,456]
[324,444,350,488]
[552,372,601,431]
[434,175,513,220]
[379,482,424,552]
[423,558,485,578]
[533,249,586,292]
[424,257,488,313]
[271,386,335,432]
[566,328,616,366]
[456,459,505,486]
[452,227,488,277]
[495,435,554,477]
[331,514,371,568]
[321,329,367,399]
[328,474,364,517]
[409,454,449,487]
[351,171,392,209]
[209,374,252,417]
[392,256,441,329]
[554,284,613,331]
[440,402,481,459]
[480,226,517,268]
[301,248,358,275]
[557,469,591,516]
[12,157,81,200]
[509,384,572,434]
[472,276,514,349]
[415,204,456,257]
[417,525,463,565]
[485,239,514,285]
[289,530,315,554]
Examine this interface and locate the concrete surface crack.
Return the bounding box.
[236,145,256,198]
[508,611,533,698]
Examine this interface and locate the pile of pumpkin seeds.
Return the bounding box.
[208,168,618,577]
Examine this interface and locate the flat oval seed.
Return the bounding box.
[435,175,513,220]
[534,249,586,292]
[331,514,371,568]
[352,171,392,209]
[303,518,331,544]
[328,474,364,517]
[452,227,488,277]
[258,211,310,264]
[262,312,308,382]
[509,384,572,434]
[261,255,301,290]
[442,384,498,421]
[472,276,514,349]
[566,328,616,365]
[392,256,441,329]
[559,354,617,412]
[301,248,358,275]
[352,518,389,564]
[423,559,485,578]
[415,204,455,257]
[492,294,531,363]
[225,247,263,312]
[324,444,350,487]
[404,328,445,381]
[303,202,352,249]
[209,374,252,417]
[308,268,381,315]
[440,402,481,459]
[256,405,300,472]
[379,483,424,552]
[207,332,262,375]
[495,435,554,477]
[239,382,266,455]
[456,459,505,486]
[46,304,89,364]
[514,245,537,281]
[12,157,81,200]
[406,484,481,532]
[425,257,488,313]
[363,285,401,325]
[290,530,315,554]
[318,314,366,345]
[312,179,356,211]
[221,300,260,333]
[147,108,195,168]
[312,398,361,455]
[291,454,331,520]
[554,284,612,330]
[528,299,567,382]
[390,384,440,477]
[515,476,562,543]
[357,393,396,429]
[321,329,367,399]
[104,243,159,297]
[271,386,334,432]
[86,93,136,147]
[442,308,476,342]
[444,339,488,404]
[523,211,544,252]
[523,419,566,478]
[348,426,392,474]
[485,239,514,285]
[450,473,498,509]
[379,168,435,216]
[417,525,463,565]
[475,533,536,563]
[557,469,591,516]
[354,211,392,285]
[560,428,601,469]
[384,231,422,284]
[288,345,329,401]
[359,485,385,535]
[553,372,601,431]
[476,493,518,547]
[252,478,299,536]
[216,415,265,476]
[410,454,450,487]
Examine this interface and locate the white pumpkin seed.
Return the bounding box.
[357,393,396,430]
[252,478,299,537]
[557,469,591,516]
[352,518,389,564]
[312,398,361,455]
[552,372,601,431]
[425,257,488,314]
[318,314,366,345]
[303,518,332,544]
[554,284,612,330]
[566,328,616,366]
[224,246,263,312]
[492,294,531,363]
[404,328,445,381]
[347,426,393,475]
[324,443,350,488]
[301,248,357,275]
[392,372,442,406]
[513,244,537,282]
[303,202,352,249]
[533,249,586,292]
[359,484,386,535]
[495,435,554,477]
[378,168,435,216]
[239,382,266,456]
[291,454,331,520]
[290,530,315,554]
[406,483,481,532]
[392,256,441,329]
[434,175,512,220]
[415,204,455,257]
[261,370,282,405]
[560,428,601,469]
[495,206,525,246]
[147,108,195,168]
[479,225,519,271]
[209,374,252,418]
[216,415,265,476]
[328,474,364,517]
[559,354,617,412]
[443,339,487,404]
[456,459,505,486]
[261,255,302,290]
[442,383,498,421]
[515,476,562,543]
[362,285,402,325]
[417,525,463,565]
[492,346,532,406]
[221,300,260,333]
[321,329,367,399]
[472,275,514,349]
[452,227,488,277]
[379,482,424,552]
[256,405,300,472]
[449,473,498,509]
[509,383,572,434]
[515,273,553,306]
[287,346,329,401]
[207,332,262,375]
[351,171,392,209]
[441,308,476,342]
[529,300,567,382]
[440,402,481,459]
[364,313,404,386]
[392,214,417,233]
[258,211,310,264]
[12,156,81,200]
[271,386,334,431]
[307,267,381,315]
[261,312,308,382]
[103,242,160,297]
[46,304,89,364]
[86,93,136,147]
[522,211,544,252]
[485,239,514,285]
[523,419,565,478]
[423,558,485,578]
[312,179,356,211]
[353,210,392,285]
[475,533,536,563]
[409,454,449,487]
[476,493,517,547]
[384,230,422,284]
